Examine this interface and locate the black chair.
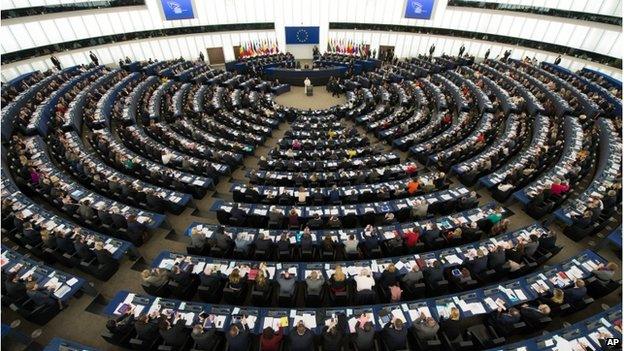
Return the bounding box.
[466,324,505,349]
[101,328,135,348]
[10,299,59,325]
[586,277,620,299]
[440,331,474,351]
[141,282,170,298]
[129,337,160,350]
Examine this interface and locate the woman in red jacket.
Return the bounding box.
[403,227,420,249]
[260,326,284,351]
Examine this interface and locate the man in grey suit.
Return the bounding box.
[412,312,439,341]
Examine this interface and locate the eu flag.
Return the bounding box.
[404,0,435,19]
[285,27,320,44]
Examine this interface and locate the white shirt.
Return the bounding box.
[354,275,375,291]
[304,78,311,87]
[162,152,173,164]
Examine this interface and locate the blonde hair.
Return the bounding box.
[333,266,346,282]
[229,268,241,284]
[606,262,618,271]
[141,270,151,280]
[552,288,564,304]
[386,263,396,273]
[255,270,267,287]
[449,307,460,320]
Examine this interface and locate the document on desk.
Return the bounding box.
[484,297,498,310]
[53,285,71,299]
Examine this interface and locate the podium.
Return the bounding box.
[305,85,313,96]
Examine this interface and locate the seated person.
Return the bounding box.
[254,270,272,297]
[549,179,570,197]
[254,233,273,253]
[412,312,439,341]
[403,227,420,249]
[277,232,291,253]
[353,268,375,292]
[134,314,160,341]
[158,316,188,349]
[289,322,314,351]
[591,262,618,283]
[200,265,222,290]
[380,263,399,290]
[306,270,325,295]
[321,235,336,255]
[227,268,245,291]
[141,268,170,288]
[421,223,440,247]
[277,270,296,297]
[4,272,27,301]
[362,225,380,252]
[563,279,587,304]
[423,260,444,287]
[344,234,360,256]
[439,307,462,341]
[226,318,251,351]
[401,265,423,288]
[353,319,375,351]
[191,322,218,350]
[488,306,521,331]
[329,266,347,293]
[519,303,551,325]
[322,318,344,351]
[106,307,136,337]
[229,204,247,223]
[171,263,193,287]
[260,326,284,351]
[306,213,324,228]
[467,249,488,274]
[382,317,408,350]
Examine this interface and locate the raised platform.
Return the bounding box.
[273,85,346,110]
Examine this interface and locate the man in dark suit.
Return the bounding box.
[255,233,273,253]
[563,279,587,304]
[306,213,324,229]
[382,317,408,350]
[74,234,95,261]
[22,222,42,246]
[25,281,58,307]
[519,304,550,325]
[229,204,247,224]
[538,232,556,251]
[106,308,135,338]
[487,246,506,269]
[191,323,217,350]
[424,260,444,287]
[467,249,488,274]
[421,224,440,247]
[289,322,315,351]
[353,320,375,351]
[94,242,116,266]
[226,318,250,351]
[135,314,160,341]
[488,307,521,331]
[171,264,193,287]
[56,230,76,254]
[4,273,27,301]
[159,317,188,348]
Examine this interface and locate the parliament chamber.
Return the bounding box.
[0,0,623,350]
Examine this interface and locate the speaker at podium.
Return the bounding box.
[304,77,313,96]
